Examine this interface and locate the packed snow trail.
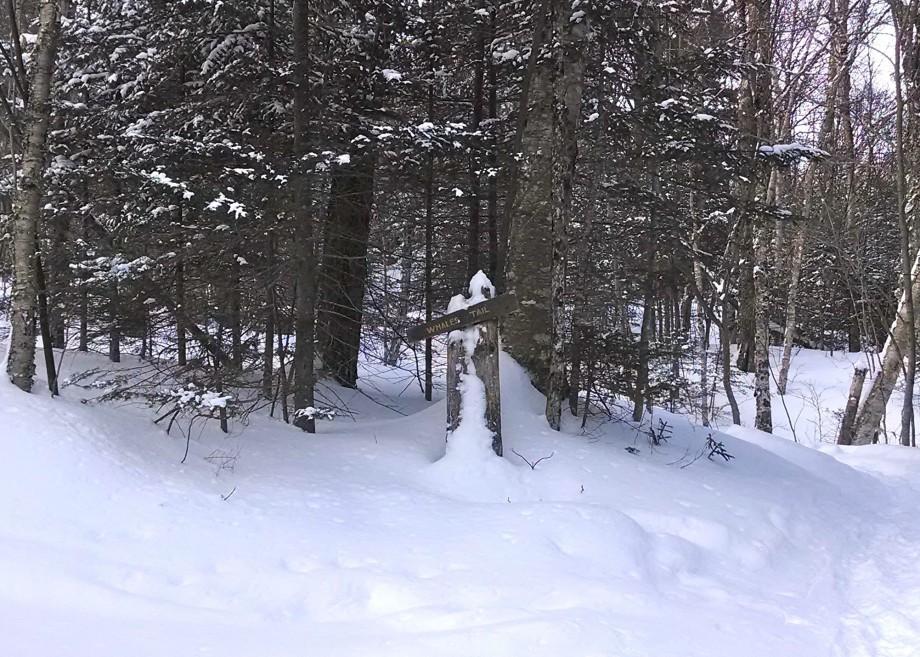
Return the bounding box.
[827,448,920,657]
[1,345,920,656]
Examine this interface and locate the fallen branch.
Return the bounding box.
[512,449,554,470]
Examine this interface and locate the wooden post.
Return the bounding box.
[446,334,466,434]
[470,284,502,456]
[411,273,515,458]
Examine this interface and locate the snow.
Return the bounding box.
[467,269,495,300]
[1,335,920,656]
[206,193,247,219]
[757,142,829,161]
[170,384,232,410]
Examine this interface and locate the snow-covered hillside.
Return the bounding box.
[2,344,920,657]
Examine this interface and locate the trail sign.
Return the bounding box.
[406,293,517,342]
[409,275,514,457]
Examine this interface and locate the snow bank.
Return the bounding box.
[1,346,919,656]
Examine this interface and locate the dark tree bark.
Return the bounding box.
[545,5,587,430]
[734,224,755,373]
[35,253,58,395]
[466,13,485,281]
[502,0,555,387]
[424,85,435,402]
[317,152,376,388]
[291,0,317,432]
[108,282,120,363]
[261,233,276,399]
[175,259,187,366]
[384,224,414,366]
[49,213,67,348]
[632,244,656,422]
[486,5,499,281]
[229,254,243,369]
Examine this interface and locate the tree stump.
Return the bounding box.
[837,367,868,446]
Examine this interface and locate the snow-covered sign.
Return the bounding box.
[424,272,513,459]
[406,292,518,342]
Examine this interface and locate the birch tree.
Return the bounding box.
[737,0,775,433]
[849,0,920,446]
[6,0,61,392]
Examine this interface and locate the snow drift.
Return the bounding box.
[1,347,919,656]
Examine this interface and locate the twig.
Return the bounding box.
[511,449,554,470]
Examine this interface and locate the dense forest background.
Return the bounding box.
[1,0,918,447]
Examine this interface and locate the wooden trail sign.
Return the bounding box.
[408,276,515,457]
[406,293,518,342]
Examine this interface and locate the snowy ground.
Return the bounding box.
[2,338,920,656]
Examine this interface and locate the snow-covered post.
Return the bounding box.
[444,272,504,456]
[445,313,467,435]
[468,280,502,455]
[408,271,516,458]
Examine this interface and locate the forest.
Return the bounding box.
[6,1,920,655]
[0,0,914,446]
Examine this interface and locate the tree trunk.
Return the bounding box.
[78,211,88,352]
[385,226,414,366]
[751,221,773,433]
[501,0,555,386]
[466,16,484,281]
[735,225,755,373]
[737,0,773,432]
[891,3,915,447]
[261,234,276,399]
[108,282,120,363]
[291,0,316,432]
[837,367,867,445]
[545,5,587,430]
[632,247,656,422]
[693,245,710,426]
[35,253,58,395]
[176,259,187,366]
[275,303,290,424]
[49,213,67,348]
[486,6,499,281]
[851,251,920,445]
[230,254,242,369]
[6,0,61,392]
[568,129,602,416]
[317,153,375,388]
[420,75,436,402]
[721,298,742,424]
[776,226,806,395]
[78,283,88,352]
